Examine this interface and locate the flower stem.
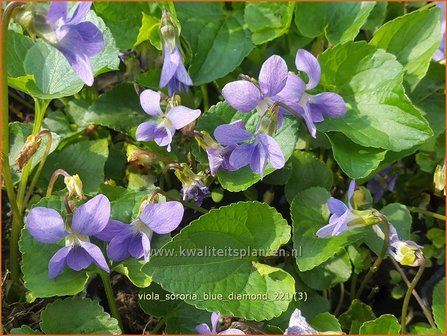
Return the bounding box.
[152,188,208,214]
[16,98,50,211]
[333,282,345,316]
[151,317,166,334]
[46,169,71,197]
[390,257,435,328]
[22,130,52,209]
[401,255,425,334]
[200,85,209,112]
[2,1,26,289]
[407,207,446,221]
[355,212,390,299]
[99,271,124,333]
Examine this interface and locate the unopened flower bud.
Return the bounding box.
[64,174,84,200]
[434,162,446,196]
[15,134,41,172]
[348,209,381,227]
[160,9,178,52]
[175,164,210,206]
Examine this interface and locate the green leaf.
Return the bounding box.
[410,322,442,334]
[339,299,376,334]
[433,277,446,334]
[285,151,333,202]
[9,122,61,184]
[294,2,375,45]
[10,326,41,334]
[409,62,446,138]
[136,13,162,49]
[196,102,299,192]
[327,133,387,179]
[244,2,295,45]
[364,203,412,256]
[347,245,371,274]
[139,283,211,334]
[19,228,89,301]
[143,202,295,321]
[7,12,119,99]
[362,2,388,30]
[290,187,366,271]
[94,2,151,49]
[370,7,442,87]
[40,297,121,334]
[76,84,147,135]
[299,249,352,290]
[40,139,109,194]
[359,314,400,334]
[113,259,152,288]
[175,3,254,85]
[311,312,342,333]
[318,41,433,152]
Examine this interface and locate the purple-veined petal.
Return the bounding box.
[72,194,111,235]
[222,80,262,113]
[95,219,128,242]
[257,134,285,170]
[347,180,356,209]
[249,142,268,176]
[136,121,158,142]
[166,106,201,130]
[206,148,224,176]
[128,233,151,261]
[258,55,288,97]
[69,22,104,57]
[211,312,221,334]
[214,120,253,146]
[219,329,245,335]
[220,144,238,171]
[153,125,174,148]
[174,60,193,86]
[316,211,349,238]
[57,46,94,86]
[285,309,317,335]
[140,202,184,234]
[107,226,134,262]
[67,1,92,25]
[327,198,348,216]
[229,143,255,170]
[48,246,71,279]
[309,92,346,118]
[196,324,212,334]
[295,49,321,90]
[27,207,67,243]
[273,73,306,109]
[140,90,163,117]
[47,2,68,27]
[301,102,317,139]
[81,241,110,273]
[66,245,92,271]
[160,46,180,88]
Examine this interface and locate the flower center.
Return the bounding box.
[65,232,90,247]
[132,220,154,240]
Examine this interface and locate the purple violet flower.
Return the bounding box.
[26,194,111,279]
[181,181,210,206]
[284,309,318,335]
[159,9,193,95]
[367,166,398,203]
[434,2,446,61]
[136,89,201,151]
[284,49,346,138]
[196,312,245,335]
[44,2,104,86]
[387,224,423,267]
[222,55,294,125]
[97,201,184,262]
[214,120,285,177]
[206,144,238,176]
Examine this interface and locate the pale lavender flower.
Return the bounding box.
[367,166,398,203]
[44,2,104,86]
[284,309,318,335]
[98,202,184,262]
[222,55,295,125]
[181,181,210,206]
[387,224,423,267]
[27,195,111,279]
[434,2,446,61]
[136,89,201,151]
[316,180,357,238]
[283,49,346,138]
[159,9,192,95]
[206,144,237,176]
[196,312,245,335]
[214,120,285,177]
